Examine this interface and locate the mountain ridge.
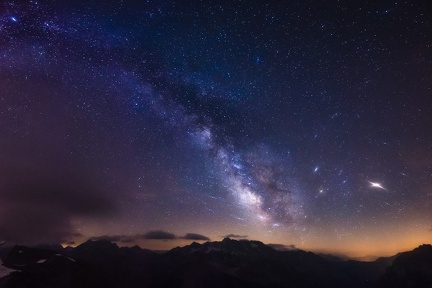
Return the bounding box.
[1,239,431,288]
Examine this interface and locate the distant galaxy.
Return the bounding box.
[369,181,386,190]
[0,1,431,258]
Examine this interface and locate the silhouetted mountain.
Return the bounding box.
[0,245,114,288]
[134,238,389,288]
[0,248,11,264]
[1,239,430,288]
[377,244,432,288]
[65,240,157,288]
[0,259,17,281]
[317,253,346,262]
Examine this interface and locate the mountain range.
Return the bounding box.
[0,238,431,288]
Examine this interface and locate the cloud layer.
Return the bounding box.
[143,231,176,240]
[267,244,297,251]
[223,234,248,239]
[181,233,210,241]
[88,230,210,244]
[0,150,114,245]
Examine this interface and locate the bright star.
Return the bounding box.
[368,181,386,190]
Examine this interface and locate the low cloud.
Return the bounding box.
[86,231,211,244]
[0,155,114,245]
[268,244,297,251]
[89,234,140,243]
[118,237,136,243]
[182,233,210,241]
[223,234,248,239]
[142,230,176,240]
[89,231,178,242]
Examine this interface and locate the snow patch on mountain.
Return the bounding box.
[0,259,18,278]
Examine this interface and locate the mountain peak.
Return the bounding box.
[77,240,120,250]
[168,237,274,257]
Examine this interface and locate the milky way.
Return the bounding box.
[0,1,431,257]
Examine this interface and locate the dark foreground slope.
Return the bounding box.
[377,244,432,288]
[0,239,430,288]
[0,245,113,288]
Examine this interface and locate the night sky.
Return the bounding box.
[1,0,431,258]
